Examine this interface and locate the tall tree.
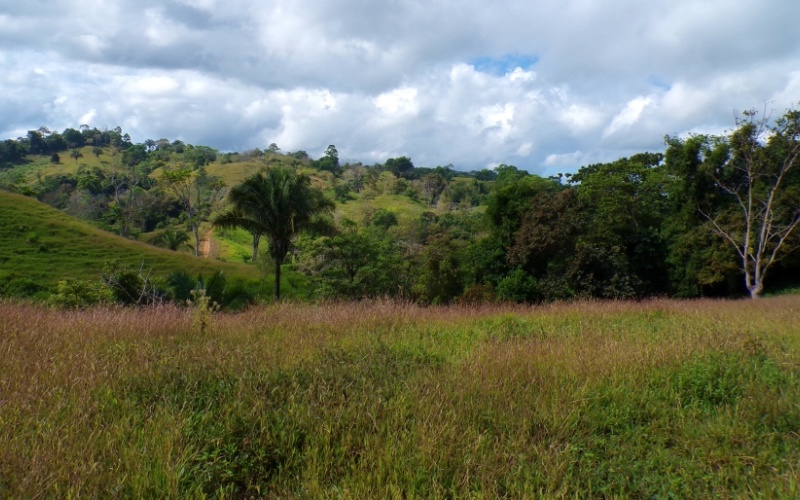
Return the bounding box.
[385,156,415,178]
[313,144,341,174]
[697,109,800,298]
[213,168,334,300]
[160,166,226,256]
[663,134,738,297]
[571,153,671,297]
[421,173,447,206]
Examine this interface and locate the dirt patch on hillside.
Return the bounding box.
[199,230,212,258]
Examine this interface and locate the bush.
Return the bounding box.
[48,279,113,309]
[496,268,539,303]
[0,275,49,298]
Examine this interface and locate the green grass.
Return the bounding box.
[206,156,303,186]
[2,149,302,190]
[336,193,431,226]
[2,297,799,497]
[0,190,310,299]
[0,146,121,187]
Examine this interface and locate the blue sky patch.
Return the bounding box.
[469,54,538,76]
[647,75,672,91]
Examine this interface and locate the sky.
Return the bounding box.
[1,0,799,175]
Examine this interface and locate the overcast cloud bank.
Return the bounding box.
[2,0,799,174]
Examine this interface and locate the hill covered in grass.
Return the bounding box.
[0,189,301,299]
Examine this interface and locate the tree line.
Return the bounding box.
[2,107,799,306]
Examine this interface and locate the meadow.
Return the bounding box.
[2,297,799,497]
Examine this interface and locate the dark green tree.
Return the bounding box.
[27,130,46,155]
[663,134,738,297]
[184,145,217,167]
[385,156,415,178]
[312,144,341,174]
[569,153,671,297]
[62,128,86,148]
[508,188,585,300]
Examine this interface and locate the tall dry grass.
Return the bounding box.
[1,296,799,497]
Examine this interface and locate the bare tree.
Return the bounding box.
[701,108,800,298]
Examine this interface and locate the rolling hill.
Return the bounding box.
[0,190,299,298]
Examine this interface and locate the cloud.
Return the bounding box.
[1,0,800,173]
[604,96,656,138]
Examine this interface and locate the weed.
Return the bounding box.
[188,288,218,335]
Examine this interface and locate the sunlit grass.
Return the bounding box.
[0,190,260,289]
[2,297,799,497]
[336,193,430,225]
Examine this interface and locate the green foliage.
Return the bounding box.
[385,155,415,178]
[49,278,113,309]
[297,225,408,300]
[167,270,254,311]
[367,208,398,229]
[4,110,800,304]
[183,145,217,168]
[311,144,341,174]
[416,232,466,304]
[154,229,193,252]
[188,288,219,335]
[486,172,561,247]
[495,268,538,303]
[0,274,49,298]
[69,149,83,164]
[160,166,226,255]
[102,260,163,305]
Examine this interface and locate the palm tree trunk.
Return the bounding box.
[252,232,261,262]
[274,256,281,301]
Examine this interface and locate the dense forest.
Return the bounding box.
[1,108,799,307]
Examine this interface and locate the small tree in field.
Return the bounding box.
[701,108,800,298]
[70,149,83,164]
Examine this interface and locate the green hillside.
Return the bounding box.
[0,190,296,298]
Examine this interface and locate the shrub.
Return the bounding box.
[48,279,113,308]
[495,268,539,303]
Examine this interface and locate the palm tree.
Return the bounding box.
[213,168,334,300]
[70,149,83,164]
[155,229,193,252]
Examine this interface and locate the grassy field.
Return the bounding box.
[2,297,799,497]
